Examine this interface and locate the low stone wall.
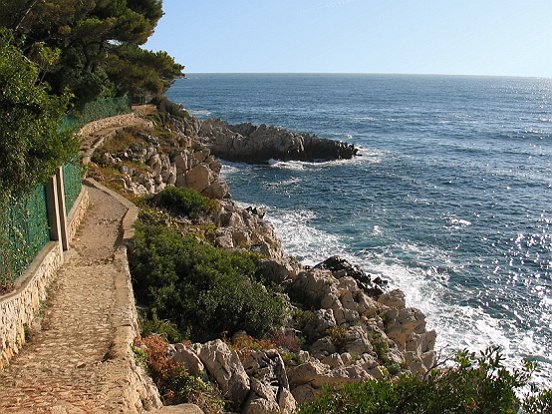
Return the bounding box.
[0,185,89,370]
[84,178,163,412]
[77,113,144,138]
[0,242,63,369]
[67,187,90,243]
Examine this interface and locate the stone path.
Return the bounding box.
[0,187,128,413]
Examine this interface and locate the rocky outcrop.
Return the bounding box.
[195,340,251,407]
[282,258,436,403]
[198,119,358,163]
[164,340,297,413]
[90,128,229,199]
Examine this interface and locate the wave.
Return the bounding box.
[445,216,472,229]
[189,109,212,118]
[263,207,552,386]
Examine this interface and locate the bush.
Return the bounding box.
[298,347,552,414]
[130,222,287,341]
[151,186,216,220]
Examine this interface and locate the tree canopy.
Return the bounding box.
[0,0,183,104]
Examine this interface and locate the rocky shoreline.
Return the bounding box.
[89,111,436,413]
[198,119,358,163]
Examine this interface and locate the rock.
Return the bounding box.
[241,349,290,390]
[259,259,292,284]
[173,153,189,172]
[311,364,372,388]
[153,404,203,414]
[315,256,386,297]
[340,352,354,366]
[309,337,336,359]
[315,256,367,281]
[321,353,344,369]
[342,326,373,355]
[250,378,277,401]
[378,289,406,310]
[202,181,228,199]
[278,388,297,413]
[338,276,359,292]
[357,293,379,318]
[196,340,250,406]
[287,360,329,387]
[241,350,296,414]
[243,395,280,414]
[290,269,337,308]
[214,231,234,249]
[339,289,358,312]
[303,309,336,339]
[185,164,212,192]
[199,119,358,163]
[169,343,205,377]
[291,384,321,405]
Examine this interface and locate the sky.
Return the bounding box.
[145,0,552,77]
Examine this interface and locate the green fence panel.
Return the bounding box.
[63,160,83,215]
[60,96,132,133]
[0,185,51,281]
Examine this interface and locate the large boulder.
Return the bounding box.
[184,164,212,192]
[196,340,250,407]
[290,269,337,308]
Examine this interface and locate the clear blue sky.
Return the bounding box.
[145,0,552,77]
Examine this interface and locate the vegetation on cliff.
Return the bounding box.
[130,188,287,342]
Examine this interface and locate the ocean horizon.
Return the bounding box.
[168,73,552,387]
[184,72,552,80]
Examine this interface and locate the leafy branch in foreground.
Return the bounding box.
[298,347,552,414]
[0,28,77,196]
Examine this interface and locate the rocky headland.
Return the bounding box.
[198,119,358,163]
[89,109,436,413]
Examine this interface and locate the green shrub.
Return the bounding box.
[151,186,215,220]
[152,95,193,121]
[327,325,349,349]
[140,310,183,343]
[130,222,287,341]
[298,347,552,414]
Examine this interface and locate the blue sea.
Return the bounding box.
[168,74,552,386]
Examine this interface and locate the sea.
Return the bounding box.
[167,73,552,387]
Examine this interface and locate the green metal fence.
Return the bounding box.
[0,185,51,281]
[63,160,83,215]
[60,96,132,132]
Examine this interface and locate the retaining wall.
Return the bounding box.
[0,186,89,369]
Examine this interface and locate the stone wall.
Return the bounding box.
[0,186,89,370]
[77,113,146,138]
[0,242,63,369]
[67,187,90,243]
[84,178,163,412]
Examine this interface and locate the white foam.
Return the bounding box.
[190,109,212,117]
[445,216,472,228]
[252,203,552,387]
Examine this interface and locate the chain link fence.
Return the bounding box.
[0,185,51,283]
[60,96,132,132]
[63,160,83,215]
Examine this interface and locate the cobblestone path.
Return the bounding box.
[0,187,128,413]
